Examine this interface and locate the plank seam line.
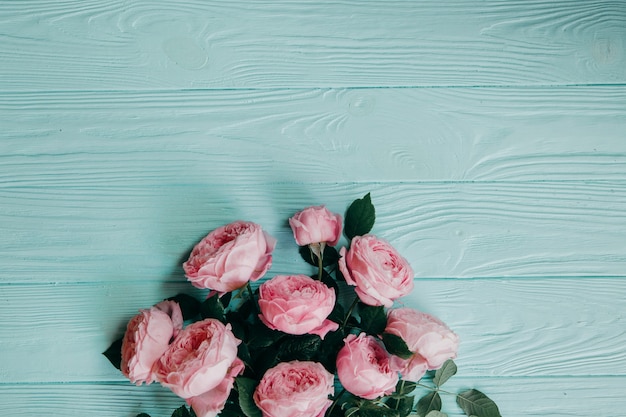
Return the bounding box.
[2,83,626,95]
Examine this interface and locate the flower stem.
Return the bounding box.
[310,242,326,281]
[341,295,360,330]
[317,247,324,281]
[326,388,346,417]
[416,382,456,396]
[246,281,259,315]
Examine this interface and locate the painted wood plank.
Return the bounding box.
[1,182,625,283]
[2,87,625,185]
[1,0,624,90]
[0,377,624,417]
[1,278,624,382]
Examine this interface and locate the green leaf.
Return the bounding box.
[416,391,441,417]
[236,377,263,417]
[318,329,345,372]
[136,414,151,417]
[344,193,376,240]
[327,299,345,325]
[200,293,226,322]
[395,380,417,396]
[319,269,339,293]
[277,334,322,362]
[299,244,340,267]
[167,293,201,320]
[218,409,242,417]
[225,311,248,341]
[425,411,448,417]
[456,389,501,417]
[171,405,193,417]
[387,395,414,417]
[382,333,413,359]
[357,402,401,417]
[247,324,283,349]
[237,341,252,367]
[433,360,457,387]
[359,303,387,335]
[102,338,123,370]
[220,291,233,309]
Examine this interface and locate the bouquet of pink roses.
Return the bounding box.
[104,194,501,417]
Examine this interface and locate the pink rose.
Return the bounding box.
[120,300,183,385]
[153,318,241,399]
[336,333,398,400]
[258,274,339,339]
[186,358,245,417]
[338,234,414,307]
[289,205,342,247]
[254,360,334,417]
[385,308,459,381]
[183,221,276,293]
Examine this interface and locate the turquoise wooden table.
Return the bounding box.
[1,1,626,416]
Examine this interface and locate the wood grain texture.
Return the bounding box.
[2,0,625,414]
[1,278,624,382]
[2,87,625,185]
[2,182,626,283]
[1,0,625,90]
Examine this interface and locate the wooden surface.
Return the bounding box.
[1,1,625,416]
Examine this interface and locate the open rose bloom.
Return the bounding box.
[385,308,460,381]
[336,333,398,400]
[183,220,276,293]
[120,300,183,385]
[339,234,414,307]
[153,319,244,417]
[254,360,334,417]
[258,274,339,339]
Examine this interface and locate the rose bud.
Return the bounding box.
[120,300,183,385]
[385,308,459,381]
[254,360,334,417]
[338,234,414,307]
[336,333,398,399]
[183,220,276,293]
[153,318,242,399]
[258,274,339,339]
[289,205,342,247]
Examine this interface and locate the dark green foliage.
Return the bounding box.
[344,193,376,240]
[395,380,417,396]
[200,292,226,322]
[381,333,413,359]
[433,360,457,387]
[387,395,415,417]
[170,405,194,417]
[102,338,123,370]
[299,244,340,267]
[416,391,442,417]
[456,389,501,417]
[167,293,201,320]
[236,377,263,417]
[359,303,387,335]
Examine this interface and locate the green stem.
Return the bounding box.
[246,281,259,315]
[326,388,346,417]
[311,242,326,281]
[317,252,324,281]
[416,382,456,397]
[341,295,360,330]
